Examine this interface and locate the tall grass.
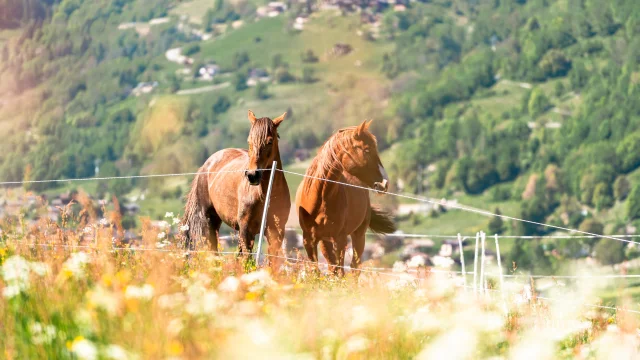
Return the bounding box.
[0,207,638,359]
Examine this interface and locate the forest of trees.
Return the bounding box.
[378,0,640,242]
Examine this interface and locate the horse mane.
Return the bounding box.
[306,126,376,187]
[248,117,277,149]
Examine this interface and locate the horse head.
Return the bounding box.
[341,120,389,192]
[245,110,286,186]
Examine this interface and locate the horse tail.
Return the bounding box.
[182,168,211,249]
[368,206,396,234]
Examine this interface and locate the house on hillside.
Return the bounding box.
[247,68,271,86]
[293,16,308,30]
[131,82,159,97]
[257,2,288,17]
[198,64,220,81]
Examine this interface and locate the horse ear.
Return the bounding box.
[272,112,286,127]
[355,120,368,137]
[248,110,257,125]
[366,119,373,129]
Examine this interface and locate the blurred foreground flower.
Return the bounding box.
[61,252,91,280]
[124,284,154,301]
[1,255,49,298]
[241,270,275,292]
[29,322,57,345]
[219,276,241,293]
[70,337,98,360]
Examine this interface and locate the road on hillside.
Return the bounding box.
[176,82,230,95]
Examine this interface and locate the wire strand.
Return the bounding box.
[0,168,273,186]
[279,169,640,247]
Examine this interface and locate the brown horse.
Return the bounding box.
[295,120,396,275]
[181,110,290,262]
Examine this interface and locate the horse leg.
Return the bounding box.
[265,221,285,271]
[335,236,348,277]
[351,223,368,275]
[238,225,255,258]
[206,208,222,252]
[303,230,318,262]
[319,239,338,275]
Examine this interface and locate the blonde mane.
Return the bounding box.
[305,126,376,189]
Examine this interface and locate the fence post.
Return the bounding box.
[473,232,479,296]
[458,233,466,291]
[495,233,507,314]
[256,161,278,265]
[480,231,486,297]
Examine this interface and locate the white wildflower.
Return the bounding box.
[71,338,98,360]
[99,218,109,226]
[165,212,174,218]
[417,327,477,360]
[167,318,184,337]
[157,232,166,240]
[158,293,186,309]
[349,305,375,332]
[1,255,47,298]
[104,345,129,360]
[180,224,189,232]
[83,226,93,234]
[124,284,154,301]
[62,252,91,279]
[337,335,370,358]
[185,289,219,316]
[2,284,21,299]
[218,276,241,293]
[158,220,169,228]
[30,322,56,345]
[88,285,121,315]
[241,270,274,291]
[172,217,181,225]
[29,262,50,276]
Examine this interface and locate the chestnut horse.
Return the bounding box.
[181,110,290,262]
[295,120,396,275]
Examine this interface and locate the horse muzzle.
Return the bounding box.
[373,179,388,193]
[373,164,389,194]
[245,170,262,186]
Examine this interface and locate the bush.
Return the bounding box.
[614,176,630,201]
[233,72,248,91]
[274,67,295,83]
[183,43,201,56]
[300,49,318,63]
[301,67,315,83]
[626,185,640,221]
[528,87,551,117]
[255,82,269,100]
[488,208,504,235]
[594,239,626,266]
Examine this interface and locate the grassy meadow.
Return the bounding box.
[1,207,640,359]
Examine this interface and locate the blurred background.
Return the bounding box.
[1,0,640,288]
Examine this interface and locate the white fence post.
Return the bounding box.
[473,232,479,296]
[256,161,278,265]
[495,233,507,314]
[458,233,467,291]
[480,231,486,297]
